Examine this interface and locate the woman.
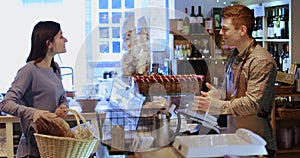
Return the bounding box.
[0,21,69,158]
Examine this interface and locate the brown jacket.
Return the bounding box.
[221,40,277,151]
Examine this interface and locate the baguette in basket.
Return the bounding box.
[35,109,95,139]
[35,112,75,138]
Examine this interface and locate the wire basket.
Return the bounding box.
[97,108,180,154]
[34,109,98,158]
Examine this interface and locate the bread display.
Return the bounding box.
[131,74,205,96]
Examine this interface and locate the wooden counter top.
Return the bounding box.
[133,146,183,158]
[0,112,98,123]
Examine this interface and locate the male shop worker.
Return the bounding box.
[193,4,277,158]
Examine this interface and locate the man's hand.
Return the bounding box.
[192,82,224,113]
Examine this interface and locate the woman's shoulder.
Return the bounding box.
[16,62,39,74]
[20,62,37,70]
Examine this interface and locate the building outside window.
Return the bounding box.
[80,0,172,87]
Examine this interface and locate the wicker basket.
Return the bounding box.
[277,107,300,120]
[34,109,98,158]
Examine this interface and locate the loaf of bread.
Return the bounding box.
[36,113,74,138]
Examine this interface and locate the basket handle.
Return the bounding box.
[67,109,95,137]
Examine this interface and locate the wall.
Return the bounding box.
[0,0,85,92]
[291,0,300,64]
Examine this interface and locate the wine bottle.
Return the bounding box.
[196,6,204,34]
[256,16,263,39]
[186,44,191,57]
[192,40,200,58]
[268,43,274,58]
[284,6,289,39]
[252,17,257,39]
[267,10,274,39]
[182,8,190,35]
[174,45,179,59]
[273,8,280,39]
[182,44,187,58]
[280,7,286,39]
[189,6,197,34]
[277,7,282,39]
[179,44,183,58]
[274,43,281,71]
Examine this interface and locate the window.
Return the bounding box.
[86,0,174,62]
[83,0,172,83]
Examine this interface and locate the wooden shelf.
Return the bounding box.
[275,117,300,121]
[277,147,300,154]
[275,93,300,97]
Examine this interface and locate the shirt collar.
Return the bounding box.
[234,39,255,65]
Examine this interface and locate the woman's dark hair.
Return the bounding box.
[26,21,61,73]
[221,5,255,37]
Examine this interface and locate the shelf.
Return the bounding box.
[275,93,300,97]
[254,39,289,43]
[277,147,300,154]
[264,39,290,42]
[275,117,300,121]
[174,57,226,61]
[170,32,209,36]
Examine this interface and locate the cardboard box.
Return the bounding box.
[276,71,295,85]
[169,19,183,34]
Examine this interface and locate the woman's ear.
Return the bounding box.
[46,40,52,48]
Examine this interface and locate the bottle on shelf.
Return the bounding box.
[174,45,180,59]
[182,44,187,59]
[186,44,191,57]
[284,6,289,39]
[252,11,257,38]
[189,6,197,35]
[178,44,183,58]
[273,7,281,39]
[274,43,282,71]
[281,43,289,72]
[256,16,263,39]
[182,7,190,35]
[268,43,273,57]
[280,7,286,39]
[192,39,200,58]
[196,6,204,34]
[267,10,274,39]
